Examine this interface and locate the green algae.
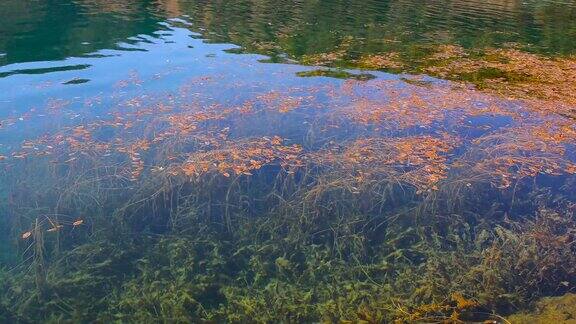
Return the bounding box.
[296,69,376,81]
[508,294,576,324]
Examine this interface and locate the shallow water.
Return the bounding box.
[1,0,575,322]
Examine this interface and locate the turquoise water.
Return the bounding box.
[1,1,575,322]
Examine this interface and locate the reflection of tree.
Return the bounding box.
[0,0,574,67]
[72,0,141,13]
[73,0,181,16]
[160,0,183,16]
[0,0,166,65]
[175,0,576,57]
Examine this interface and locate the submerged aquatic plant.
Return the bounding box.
[1,39,575,323]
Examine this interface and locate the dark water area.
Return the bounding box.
[1,0,576,323]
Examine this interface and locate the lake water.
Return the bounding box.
[1,1,575,322]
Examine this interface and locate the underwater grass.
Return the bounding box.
[0,61,575,323]
[2,142,576,322]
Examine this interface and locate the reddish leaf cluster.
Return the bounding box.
[312,134,460,191]
[176,136,303,177]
